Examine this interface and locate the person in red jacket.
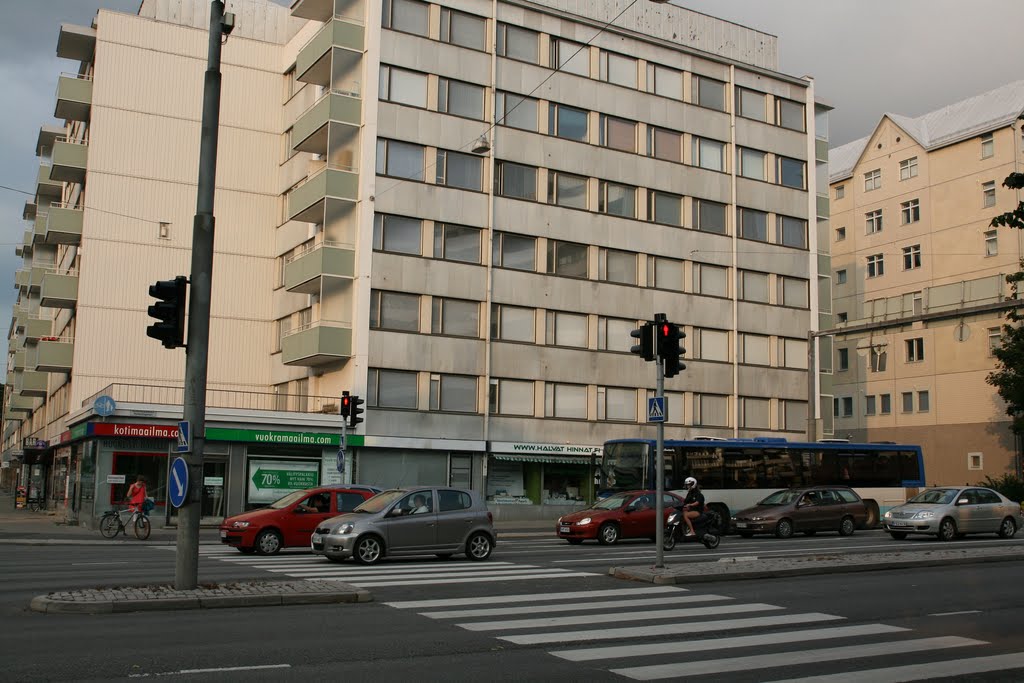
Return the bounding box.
[125,475,147,513]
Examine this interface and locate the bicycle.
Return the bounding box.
[99,505,151,540]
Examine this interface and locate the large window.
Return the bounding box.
[493,232,536,270]
[368,368,417,409]
[551,38,589,77]
[737,88,766,122]
[379,66,427,107]
[496,92,537,131]
[777,156,806,189]
[545,383,587,419]
[497,24,538,63]
[601,249,638,285]
[599,181,636,218]
[382,0,428,36]
[548,171,588,209]
[647,63,682,100]
[599,52,637,88]
[431,297,479,337]
[777,99,805,131]
[373,214,420,255]
[780,338,808,369]
[489,379,535,415]
[865,209,883,234]
[696,328,730,362]
[648,256,683,291]
[901,199,920,224]
[370,290,419,331]
[739,270,769,303]
[693,137,725,171]
[693,263,728,297]
[439,7,485,51]
[601,115,636,153]
[438,78,484,119]
[739,333,770,365]
[436,150,482,191]
[776,215,808,249]
[778,276,809,308]
[376,139,424,180]
[547,240,588,278]
[549,103,589,142]
[695,394,729,426]
[738,147,766,180]
[781,400,807,431]
[600,387,636,422]
[491,304,535,343]
[429,373,477,412]
[433,223,480,263]
[647,127,682,163]
[546,311,588,348]
[598,317,636,352]
[495,162,537,200]
[693,75,726,111]
[693,199,727,234]
[649,190,683,226]
[738,207,768,241]
[740,397,770,429]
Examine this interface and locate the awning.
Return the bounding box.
[492,453,594,465]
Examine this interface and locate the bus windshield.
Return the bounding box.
[601,442,647,490]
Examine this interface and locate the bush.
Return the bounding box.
[979,474,1024,503]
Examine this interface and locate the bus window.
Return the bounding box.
[601,442,648,490]
[663,448,677,489]
[724,450,759,488]
[683,448,724,488]
[762,451,800,488]
[897,450,922,484]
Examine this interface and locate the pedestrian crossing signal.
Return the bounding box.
[658,322,686,378]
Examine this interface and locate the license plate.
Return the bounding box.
[559,526,570,533]
[735,523,748,529]
[220,530,227,538]
[889,522,909,528]
[311,534,321,544]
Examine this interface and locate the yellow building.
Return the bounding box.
[828,80,1024,485]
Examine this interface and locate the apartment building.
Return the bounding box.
[3,0,827,524]
[829,80,1024,485]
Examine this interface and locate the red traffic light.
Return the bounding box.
[661,323,669,337]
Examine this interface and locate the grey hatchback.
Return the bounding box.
[310,487,496,564]
[883,486,1022,541]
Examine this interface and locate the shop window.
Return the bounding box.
[543,465,588,505]
[109,453,167,507]
[487,459,529,503]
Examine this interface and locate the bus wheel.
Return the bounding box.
[863,499,880,528]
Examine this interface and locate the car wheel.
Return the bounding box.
[466,532,493,561]
[738,532,754,538]
[937,517,957,542]
[597,522,620,545]
[998,516,1018,538]
[802,530,817,537]
[774,519,794,539]
[566,539,584,545]
[236,547,256,554]
[255,529,283,555]
[839,516,856,537]
[354,535,384,565]
[889,531,908,540]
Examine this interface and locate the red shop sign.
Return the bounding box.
[88,423,180,439]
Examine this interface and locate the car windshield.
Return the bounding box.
[758,490,803,506]
[268,490,312,509]
[594,493,633,510]
[353,489,407,513]
[907,489,960,505]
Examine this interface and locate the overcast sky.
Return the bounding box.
[1,0,1022,361]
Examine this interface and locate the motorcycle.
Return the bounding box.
[663,507,723,550]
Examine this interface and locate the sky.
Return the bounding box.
[1,0,1022,361]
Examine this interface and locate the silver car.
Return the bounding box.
[310,487,496,564]
[883,486,1023,541]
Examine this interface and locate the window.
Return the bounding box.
[870,346,887,373]
[382,0,428,36]
[545,383,587,419]
[496,24,538,63]
[837,347,849,371]
[274,315,291,353]
[880,393,891,415]
[695,328,729,362]
[489,379,534,416]
[736,88,766,122]
[548,171,588,209]
[495,162,537,200]
[437,78,484,119]
[379,66,427,107]
[598,181,636,218]
[865,395,876,416]
[835,226,846,242]
[598,317,637,352]
[600,115,636,153]
[647,63,682,100]
[600,387,636,422]
[905,337,924,362]
[901,199,920,224]
[429,374,477,412]
[835,185,845,199]
[376,139,424,180]
[433,223,480,264]
[551,38,589,77]
[968,452,983,471]
[547,240,588,278]
[693,75,726,111]
[439,7,486,51]
[438,489,472,512]
[693,263,728,297]
[491,304,535,343]
[985,230,998,256]
[648,190,683,226]
[739,333,770,365]
[431,297,479,337]
[738,148,766,181]
[370,290,419,331]
[647,256,682,291]
[864,169,881,191]
[692,137,725,171]
[548,103,588,142]
[777,156,806,189]
[918,390,930,412]
[492,232,535,270]
[694,394,728,427]
[495,92,538,131]
[777,98,805,131]
[981,133,994,159]
[777,215,808,249]
[988,327,1002,355]
[837,312,848,323]
[373,214,421,255]
[866,254,884,278]
[647,127,682,162]
[368,368,418,409]
[902,244,922,270]
[865,209,883,234]
[778,276,809,308]
[901,392,914,414]
[436,149,482,191]
[738,207,768,241]
[600,249,637,285]
[781,400,807,432]
[983,181,996,208]
[599,52,637,88]
[739,270,769,303]
[693,199,727,234]
[834,396,853,418]
[836,269,847,285]
[900,157,918,180]
[740,397,770,429]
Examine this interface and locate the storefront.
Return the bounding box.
[486,442,601,521]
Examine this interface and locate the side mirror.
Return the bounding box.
[387,507,404,517]
[624,504,636,513]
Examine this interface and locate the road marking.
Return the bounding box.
[246,562,522,573]
[498,612,843,645]
[70,562,123,566]
[420,594,732,619]
[276,568,577,580]
[331,571,595,587]
[765,651,1024,683]
[928,609,982,617]
[129,664,291,678]
[611,636,986,680]
[461,602,781,632]
[553,623,908,662]
[385,585,685,609]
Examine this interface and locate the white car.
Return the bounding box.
[883,486,1022,541]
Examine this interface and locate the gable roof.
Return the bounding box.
[829,79,1024,184]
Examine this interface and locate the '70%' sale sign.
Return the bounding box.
[246,460,320,504]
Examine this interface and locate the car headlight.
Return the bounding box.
[232,521,250,529]
[749,517,766,522]
[884,510,892,518]
[333,523,354,535]
[577,517,592,525]
[913,511,935,520]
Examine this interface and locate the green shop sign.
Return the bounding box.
[250,467,319,490]
[206,427,364,447]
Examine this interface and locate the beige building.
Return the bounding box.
[828,80,1024,485]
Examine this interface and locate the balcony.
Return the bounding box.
[14,270,28,291]
[281,322,351,366]
[13,312,25,334]
[40,272,78,309]
[33,213,48,244]
[16,371,48,398]
[288,165,358,223]
[43,203,83,245]
[51,138,88,184]
[55,74,92,122]
[56,24,96,61]
[24,317,52,342]
[36,164,63,198]
[292,91,361,154]
[285,242,355,294]
[28,263,51,293]
[8,395,35,414]
[12,350,27,371]
[32,338,74,373]
[296,17,364,87]
[22,229,34,255]
[23,200,38,220]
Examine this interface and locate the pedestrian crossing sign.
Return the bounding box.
[647,397,666,423]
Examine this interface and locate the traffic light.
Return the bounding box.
[658,322,687,378]
[340,391,351,419]
[146,276,187,349]
[630,322,655,361]
[348,395,364,429]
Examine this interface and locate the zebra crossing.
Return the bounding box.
[177,545,596,587]
[384,585,1024,681]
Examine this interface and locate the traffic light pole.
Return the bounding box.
[653,313,666,570]
[176,0,226,590]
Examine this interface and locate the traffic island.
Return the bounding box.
[29,579,372,614]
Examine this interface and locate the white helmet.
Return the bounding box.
[684,476,697,488]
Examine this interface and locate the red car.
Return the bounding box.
[219,485,380,555]
[556,490,686,545]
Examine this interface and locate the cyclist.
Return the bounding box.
[681,476,705,537]
[125,475,148,514]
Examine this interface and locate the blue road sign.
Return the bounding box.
[647,396,666,423]
[176,421,191,453]
[94,395,116,417]
[169,457,189,508]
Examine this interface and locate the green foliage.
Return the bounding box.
[989,171,1024,231]
[979,474,1024,503]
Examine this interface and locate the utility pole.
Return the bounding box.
[653,313,666,569]
[176,0,231,590]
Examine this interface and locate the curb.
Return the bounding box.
[29,589,372,614]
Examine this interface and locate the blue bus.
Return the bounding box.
[600,437,926,527]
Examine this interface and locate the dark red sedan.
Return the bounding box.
[556,490,686,545]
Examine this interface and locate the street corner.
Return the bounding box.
[608,565,680,585]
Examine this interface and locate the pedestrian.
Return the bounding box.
[125,475,147,513]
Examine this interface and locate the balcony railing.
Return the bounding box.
[50,136,88,184]
[81,383,343,415]
[55,72,93,122]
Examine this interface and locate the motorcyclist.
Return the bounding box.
[681,476,705,537]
